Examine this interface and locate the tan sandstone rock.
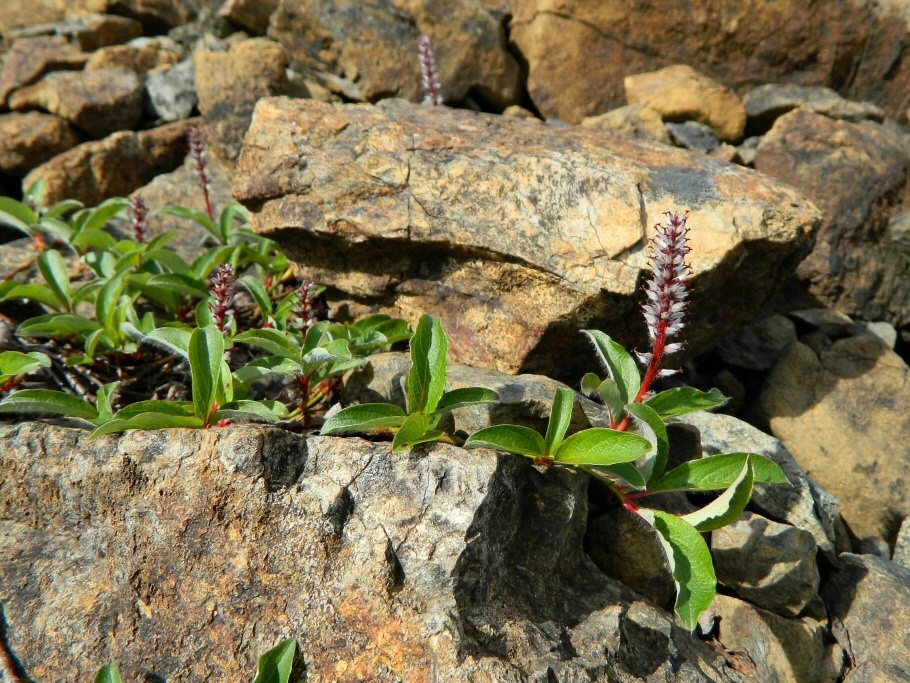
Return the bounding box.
[8,66,143,138]
[756,334,910,542]
[508,0,910,123]
[0,35,88,106]
[580,103,671,144]
[234,97,819,379]
[85,43,181,75]
[624,65,746,143]
[0,111,81,177]
[23,118,198,206]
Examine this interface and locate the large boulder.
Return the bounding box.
[753,108,910,327]
[0,422,750,682]
[233,97,820,380]
[508,0,910,123]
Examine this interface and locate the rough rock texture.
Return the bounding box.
[756,334,910,544]
[580,103,671,144]
[715,313,797,371]
[218,0,279,35]
[10,13,145,52]
[822,554,910,681]
[194,38,290,160]
[895,517,910,568]
[0,0,67,37]
[85,43,181,75]
[8,67,143,138]
[508,0,910,123]
[0,422,749,682]
[744,84,884,134]
[667,121,721,155]
[624,65,746,143]
[234,97,820,380]
[268,0,521,108]
[754,108,910,327]
[711,511,820,618]
[680,411,848,562]
[0,36,88,105]
[146,58,197,121]
[0,112,81,177]
[22,118,198,206]
[712,595,839,683]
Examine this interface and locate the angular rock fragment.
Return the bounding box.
[0,0,66,38]
[0,36,88,105]
[3,13,143,51]
[625,65,746,143]
[0,112,81,177]
[712,511,820,618]
[715,313,797,371]
[8,67,143,138]
[85,43,180,75]
[580,103,670,144]
[23,118,197,206]
[218,0,278,35]
[0,422,745,683]
[234,97,819,378]
[744,83,884,134]
[146,58,196,121]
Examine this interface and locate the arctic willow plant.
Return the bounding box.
[467,212,788,630]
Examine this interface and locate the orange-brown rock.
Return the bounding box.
[194,38,291,160]
[624,64,746,143]
[22,118,197,206]
[580,104,670,144]
[0,36,88,106]
[0,112,81,176]
[509,0,910,123]
[8,66,143,138]
[218,0,278,35]
[0,0,66,38]
[234,98,819,379]
[85,43,180,75]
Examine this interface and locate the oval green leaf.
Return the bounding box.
[553,428,650,466]
[545,386,574,454]
[463,425,546,458]
[253,639,297,683]
[649,452,788,493]
[407,314,448,414]
[644,387,727,419]
[681,459,754,532]
[320,403,407,435]
[582,330,641,404]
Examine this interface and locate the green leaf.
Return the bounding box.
[434,387,499,412]
[93,663,123,683]
[37,249,72,309]
[590,462,647,489]
[0,351,51,380]
[0,196,37,233]
[582,330,641,404]
[407,314,448,414]
[95,382,118,423]
[0,282,62,309]
[90,412,205,438]
[644,387,727,419]
[553,428,651,466]
[189,325,224,422]
[0,389,98,421]
[17,313,101,340]
[391,412,433,451]
[78,198,127,234]
[624,402,669,484]
[649,452,788,493]
[638,509,716,631]
[253,639,297,683]
[144,273,211,300]
[191,245,236,281]
[320,403,407,435]
[219,202,251,244]
[161,205,218,238]
[213,400,290,423]
[113,400,195,420]
[143,326,192,357]
[234,329,300,360]
[43,198,84,221]
[233,357,302,383]
[544,386,574,454]
[70,228,118,252]
[96,272,126,335]
[681,459,754,532]
[239,274,273,318]
[463,425,546,458]
[299,338,353,374]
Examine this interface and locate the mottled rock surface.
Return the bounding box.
[234,97,819,380]
[194,38,290,160]
[715,313,797,371]
[580,103,671,144]
[0,36,88,105]
[754,108,910,327]
[712,594,839,683]
[0,112,81,177]
[268,0,520,108]
[756,335,910,543]
[822,554,910,681]
[85,43,181,75]
[218,0,279,35]
[22,118,197,206]
[624,64,746,143]
[744,84,884,134]
[712,512,819,618]
[508,0,910,123]
[8,67,143,138]
[0,423,749,683]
